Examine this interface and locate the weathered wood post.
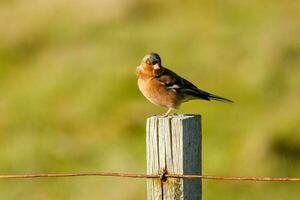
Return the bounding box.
[147,114,202,200]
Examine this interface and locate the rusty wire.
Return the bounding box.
[0,172,299,182]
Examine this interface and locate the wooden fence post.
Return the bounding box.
[146,114,202,200]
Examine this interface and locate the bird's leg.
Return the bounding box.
[163,108,173,117]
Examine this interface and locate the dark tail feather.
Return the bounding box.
[208,94,233,103]
[186,88,233,103]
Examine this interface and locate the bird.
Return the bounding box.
[136,53,233,116]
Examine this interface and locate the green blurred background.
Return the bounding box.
[0,0,300,199]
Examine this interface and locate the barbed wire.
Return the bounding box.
[0,172,299,182]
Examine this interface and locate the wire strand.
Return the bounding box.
[0,172,299,182]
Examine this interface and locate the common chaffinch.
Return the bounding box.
[136,53,233,116]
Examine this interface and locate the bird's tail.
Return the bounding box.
[208,93,233,103]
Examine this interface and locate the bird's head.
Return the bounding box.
[141,53,161,68]
[136,53,163,78]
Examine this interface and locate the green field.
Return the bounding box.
[0,0,300,199]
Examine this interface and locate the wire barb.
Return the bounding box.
[160,169,168,182]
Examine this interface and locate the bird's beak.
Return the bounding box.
[153,64,160,70]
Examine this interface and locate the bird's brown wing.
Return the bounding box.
[156,68,211,101]
[157,67,233,103]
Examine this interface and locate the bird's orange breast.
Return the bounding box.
[137,77,181,109]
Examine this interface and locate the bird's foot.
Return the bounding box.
[161,113,178,118]
[163,108,173,117]
[161,113,169,118]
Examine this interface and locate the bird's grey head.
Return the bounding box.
[142,53,162,67]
